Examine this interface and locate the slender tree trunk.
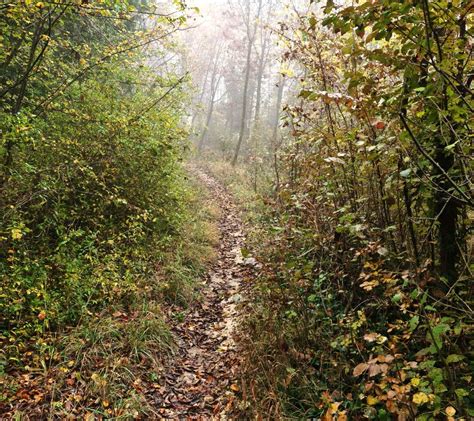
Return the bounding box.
[198,47,221,152]
[190,53,214,131]
[232,0,262,167]
[271,76,285,191]
[232,36,253,166]
[254,34,268,124]
[4,21,44,176]
[198,94,216,151]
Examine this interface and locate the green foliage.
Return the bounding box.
[0,170,222,417]
[0,0,189,373]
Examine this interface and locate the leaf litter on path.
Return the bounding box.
[154,168,254,419]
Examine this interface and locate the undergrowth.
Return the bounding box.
[204,158,473,421]
[0,175,220,419]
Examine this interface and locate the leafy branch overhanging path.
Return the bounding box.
[155,168,252,419]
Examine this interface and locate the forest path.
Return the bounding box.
[155,168,250,419]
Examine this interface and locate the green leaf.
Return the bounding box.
[409,315,419,332]
[455,388,469,398]
[240,247,250,258]
[446,354,465,364]
[428,323,450,349]
[299,89,315,99]
[391,293,402,303]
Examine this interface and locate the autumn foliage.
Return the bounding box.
[237,0,473,419]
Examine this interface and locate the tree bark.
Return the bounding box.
[198,46,222,152]
[232,36,253,166]
[232,0,262,167]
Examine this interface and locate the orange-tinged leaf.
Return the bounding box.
[368,364,383,377]
[374,121,385,130]
[445,406,456,416]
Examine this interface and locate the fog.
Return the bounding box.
[181,0,299,171]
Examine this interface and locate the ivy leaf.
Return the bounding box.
[455,388,469,398]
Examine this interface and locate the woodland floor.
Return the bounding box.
[0,169,255,420]
[155,168,253,419]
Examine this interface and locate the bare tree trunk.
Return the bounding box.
[232,37,253,166]
[190,51,214,132]
[271,75,285,191]
[254,27,269,124]
[198,47,222,152]
[232,0,263,167]
[198,98,215,152]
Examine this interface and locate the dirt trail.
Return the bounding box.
[155,169,252,419]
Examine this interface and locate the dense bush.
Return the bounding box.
[237,1,473,419]
[0,1,188,371]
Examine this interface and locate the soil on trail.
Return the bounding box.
[155,169,252,419]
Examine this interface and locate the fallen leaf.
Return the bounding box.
[364,332,379,342]
[353,363,369,376]
[374,121,385,129]
[367,395,379,405]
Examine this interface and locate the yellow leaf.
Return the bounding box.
[11,228,23,240]
[412,392,429,405]
[410,377,420,387]
[366,395,379,405]
[230,384,240,392]
[330,402,341,411]
[337,412,348,421]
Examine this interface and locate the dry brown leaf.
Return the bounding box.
[353,362,369,376]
